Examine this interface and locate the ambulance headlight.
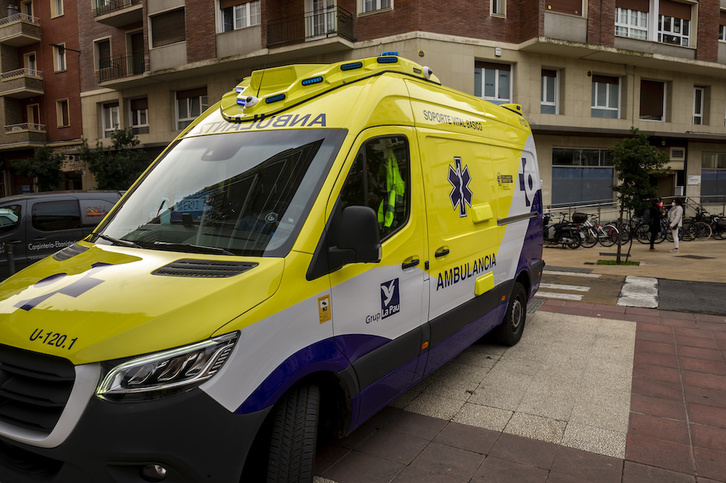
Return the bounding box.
[96,332,238,401]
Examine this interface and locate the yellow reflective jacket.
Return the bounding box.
[378,153,405,228]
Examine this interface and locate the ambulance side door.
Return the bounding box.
[420,134,504,373]
[328,128,428,421]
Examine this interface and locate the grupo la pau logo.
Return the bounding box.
[366,278,401,324]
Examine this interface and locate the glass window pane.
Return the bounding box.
[32,201,80,231]
[484,69,496,98]
[545,76,555,102]
[552,148,577,166]
[596,83,607,107]
[190,97,201,117]
[498,71,510,100]
[474,69,482,98]
[608,83,619,109]
[581,150,600,166]
[178,99,188,119]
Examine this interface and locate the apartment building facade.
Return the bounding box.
[29,0,726,207]
[0,0,85,196]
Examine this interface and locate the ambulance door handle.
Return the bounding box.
[435,248,450,258]
[401,258,420,270]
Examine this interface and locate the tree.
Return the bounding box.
[15,146,65,192]
[80,127,149,190]
[609,127,669,262]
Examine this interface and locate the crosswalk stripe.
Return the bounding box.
[540,283,590,292]
[544,270,602,278]
[617,276,658,308]
[535,291,584,301]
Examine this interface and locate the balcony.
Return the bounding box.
[0,13,41,47]
[94,0,143,28]
[98,53,146,83]
[0,68,43,98]
[267,6,355,48]
[3,123,46,145]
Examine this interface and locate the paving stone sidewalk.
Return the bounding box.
[315,300,726,482]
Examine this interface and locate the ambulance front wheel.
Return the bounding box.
[496,283,527,346]
[266,384,320,483]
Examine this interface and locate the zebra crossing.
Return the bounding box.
[536,268,602,301]
[537,267,659,308]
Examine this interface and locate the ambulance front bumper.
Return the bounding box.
[0,388,271,483]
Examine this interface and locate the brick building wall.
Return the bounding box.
[587,0,615,46]
[186,0,217,63]
[36,0,82,143]
[513,0,543,43]
[696,0,719,63]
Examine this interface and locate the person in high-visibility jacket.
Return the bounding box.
[377,142,405,230]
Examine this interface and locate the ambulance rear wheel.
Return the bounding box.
[266,384,320,483]
[496,283,527,346]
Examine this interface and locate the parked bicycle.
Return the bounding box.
[573,212,619,248]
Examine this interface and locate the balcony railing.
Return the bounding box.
[0,13,40,27]
[1,68,42,80]
[4,123,46,133]
[98,52,146,83]
[267,6,355,47]
[95,0,141,17]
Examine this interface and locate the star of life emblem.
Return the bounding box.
[448,157,473,217]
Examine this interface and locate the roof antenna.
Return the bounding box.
[242,48,270,108]
[256,48,271,99]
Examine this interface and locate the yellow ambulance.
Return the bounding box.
[0,53,543,482]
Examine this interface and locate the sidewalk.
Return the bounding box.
[542,237,726,284]
[314,239,726,482]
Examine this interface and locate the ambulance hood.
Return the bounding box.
[0,244,283,364]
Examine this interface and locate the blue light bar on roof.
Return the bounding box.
[341,61,363,71]
[301,76,323,86]
[265,94,286,104]
[380,51,399,56]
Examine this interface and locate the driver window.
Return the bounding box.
[339,135,410,240]
[0,205,21,234]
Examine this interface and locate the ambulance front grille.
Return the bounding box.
[0,344,75,434]
[152,259,258,278]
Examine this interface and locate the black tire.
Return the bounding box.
[690,221,712,240]
[565,230,581,249]
[266,385,320,483]
[496,283,527,346]
[579,228,598,248]
[598,225,619,247]
[634,223,650,244]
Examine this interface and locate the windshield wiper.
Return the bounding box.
[151,241,235,256]
[96,234,141,248]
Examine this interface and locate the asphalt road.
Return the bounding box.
[658,279,726,315]
[540,269,726,316]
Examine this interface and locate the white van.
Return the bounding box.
[0,53,543,482]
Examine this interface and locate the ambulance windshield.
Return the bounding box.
[97,129,346,257]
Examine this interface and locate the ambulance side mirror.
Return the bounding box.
[328,206,382,269]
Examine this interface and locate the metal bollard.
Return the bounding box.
[5,242,15,276]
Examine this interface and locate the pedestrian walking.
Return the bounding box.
[647,199,663,252]
[669,198,684,253]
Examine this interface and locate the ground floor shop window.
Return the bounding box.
[702,153,726,198]
[551,147,614,206]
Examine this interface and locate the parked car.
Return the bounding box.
[0,191,123,279]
